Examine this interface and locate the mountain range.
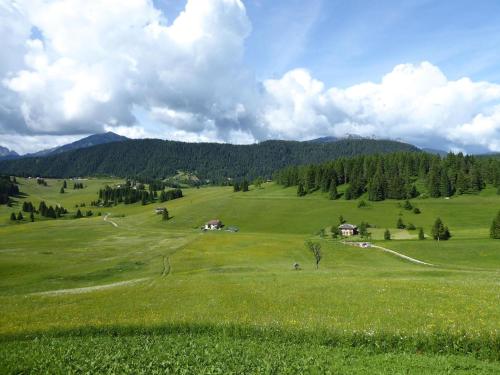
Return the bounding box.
[0,132,129,160]
[0,136,421,182]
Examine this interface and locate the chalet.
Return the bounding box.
[338,223,358,236]
[204,219,223,230]
[155,207,167,214]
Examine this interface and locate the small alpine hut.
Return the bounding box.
[155,207,167,215]
[204,219,223,230]
[338,223,358,237]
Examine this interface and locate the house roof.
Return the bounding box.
[338,223,357,229]
[207,219,222,225]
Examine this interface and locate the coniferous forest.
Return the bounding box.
[0,138,420,183]
[0,176,20,204]
[274,152,500,201]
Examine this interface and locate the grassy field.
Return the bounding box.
[0,178,499,373]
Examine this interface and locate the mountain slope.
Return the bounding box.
[0,146,19,161]
[0,138,420,181]
[25,132,129,157]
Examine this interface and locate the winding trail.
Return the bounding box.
[31,278,149,296]
[103,213,118,227]
[342,241,434,266]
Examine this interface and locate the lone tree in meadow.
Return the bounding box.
[396,217,405,229]
[418,227,425,240]
[305,241,322,269]
[431,218,451,241]
[384,229,391,240]
[162,209,170,221]
[490,210,500,239]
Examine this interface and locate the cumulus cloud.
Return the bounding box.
[1,0,500,154]
[261,62,500,152]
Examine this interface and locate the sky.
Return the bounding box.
[1,0,500,154]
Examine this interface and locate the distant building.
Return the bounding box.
[155,207,167,214]
[339,223,358,236]
[204,219,223,230]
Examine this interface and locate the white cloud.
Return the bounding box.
[261,62,500,152]
[1,1,500,154]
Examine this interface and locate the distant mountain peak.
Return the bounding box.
[307,134,370,143]
[0,145,19,160]
[24,132,130,158]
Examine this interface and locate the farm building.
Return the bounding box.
[339,223,358,236]
[204,219,223,230]
[155,207,167,214]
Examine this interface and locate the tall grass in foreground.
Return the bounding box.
[1,323,499,361]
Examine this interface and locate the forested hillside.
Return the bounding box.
[274,152,500,200]
[0,138,419,182]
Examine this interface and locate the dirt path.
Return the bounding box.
[342,241,434,266]
[31,278,149,296]
[103,213,118,227]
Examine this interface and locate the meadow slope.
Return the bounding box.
[0,178,499,373]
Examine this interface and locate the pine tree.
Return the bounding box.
[490,210,500,239]
[439,171,451,197]
[418,227,425,240]
[47,206,56,218]
[431,218,451,241]
[233,183,240,192]
[427,163,441,198]
[10,212,16,221]
[60,186,65,194]
[367,169,385,201]
[297,182,306,197]
[17,212,23,221]
[30,212,34,222]
[328,180,338,200]
[396,217,405,229]
[63,180,67,189]
[403,200,413,210]
[76,209,83,218]
[384,229,391,240]
[162,209,170,221]
[242,179,249,192]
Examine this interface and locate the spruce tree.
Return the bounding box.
[431,218,451,241]
[297,182,305,197]
[17,212,23,221]
[384,229,391,240]
[60,186,65,194]
[30,212,35,222]
[403,200,413,210]
[439,172,451,197]
[233,183,240,192]
[396,217,405,229]
[328,180,338,200]
[76,209,83,218]
[242,179,249,192]
[418,227,425,240]
[10,212,16,221]
[162,209,169,221]
[63,180,67,189]
[490,210,500,239]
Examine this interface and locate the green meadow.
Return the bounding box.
[0,178,499,373]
